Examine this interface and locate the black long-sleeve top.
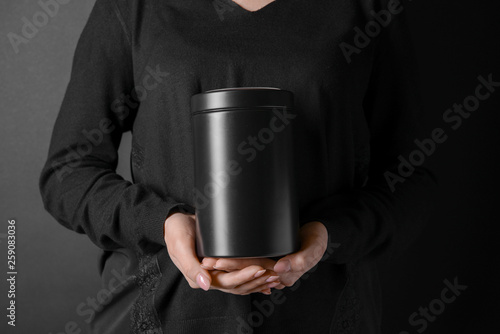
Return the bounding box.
[39,0,437,333]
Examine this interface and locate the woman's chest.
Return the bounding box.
[129,0,374,95]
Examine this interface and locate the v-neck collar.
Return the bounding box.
[228,0,279,14]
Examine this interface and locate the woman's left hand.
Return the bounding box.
[201,221,329,291]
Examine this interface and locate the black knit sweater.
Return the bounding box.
[39,0,437,333]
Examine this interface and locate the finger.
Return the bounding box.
[274,283,286,290]
[210,265,268,289]
[214,258,276,271]
[200,257,218,270]
[240,282,275,295]
[229,272,280,294]
[260,289,272,295]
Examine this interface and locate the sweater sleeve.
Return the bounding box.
[39,0,190,255]
[300,7,438,264]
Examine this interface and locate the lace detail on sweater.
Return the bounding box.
[131,139,145,170]
[330,264,361,334]
[130,253,163,334]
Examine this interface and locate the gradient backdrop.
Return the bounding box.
[1,0,499,333]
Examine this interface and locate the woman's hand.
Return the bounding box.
[202,221,328,290]
[163,212,280,295]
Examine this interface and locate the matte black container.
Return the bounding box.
[191,87,299,258]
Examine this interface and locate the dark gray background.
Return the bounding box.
[1,0,499,333]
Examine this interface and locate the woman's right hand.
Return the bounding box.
[163,212,280,295]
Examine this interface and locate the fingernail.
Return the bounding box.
[254,269,266,278]
[277,260,291,273]
[196,273,210,291]
[267,282,280,288]
[261,289,271,295]
[266,275,280,283]
[283,260,291,272]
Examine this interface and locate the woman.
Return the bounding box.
[39,0,437,333]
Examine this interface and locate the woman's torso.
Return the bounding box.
[90,0,381,333]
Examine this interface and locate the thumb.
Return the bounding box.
[274,256,293,273]
[168,222,212,291]
[192,266,212,291]
[274,250,315,274]
[274,226,325,274]
[178,242,212,291]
